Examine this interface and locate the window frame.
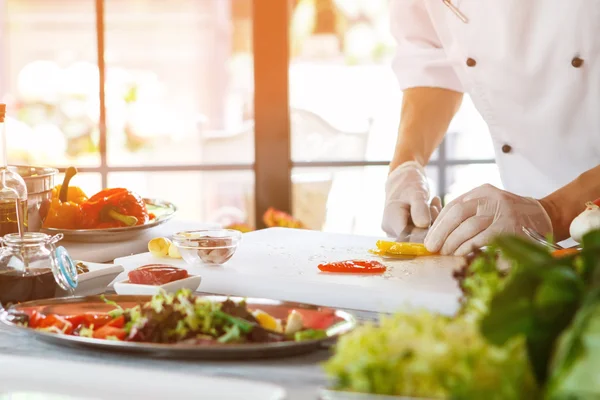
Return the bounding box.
[28,0,496,229]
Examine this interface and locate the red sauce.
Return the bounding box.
[317,260,387,274]
[128,264,189,286]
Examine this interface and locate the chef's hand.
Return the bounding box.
[424,184,553,256]
[382,161,441,238]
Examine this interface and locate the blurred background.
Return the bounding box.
[0,0,501,235]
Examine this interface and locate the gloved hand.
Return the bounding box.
[424,184,553,256]
[382,161,441,238]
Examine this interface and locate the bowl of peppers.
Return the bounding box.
[41,167,177,243]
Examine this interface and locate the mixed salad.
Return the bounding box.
[13,290,328,344]
[324,228,600,399]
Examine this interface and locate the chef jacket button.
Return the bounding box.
[571,57,584,68]
[466,58,477,67]
[501,144,512,154]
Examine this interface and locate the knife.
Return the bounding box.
[395,225,430,244]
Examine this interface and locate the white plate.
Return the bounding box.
[320,389,428,400]
[113,275,202,295]
[55,261,124,297]
[0,354,286,400]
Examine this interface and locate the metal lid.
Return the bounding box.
[9,165,58,194]
[55,246,77,290]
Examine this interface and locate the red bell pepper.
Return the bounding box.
[64,313,112,329]
[79,188,151,229]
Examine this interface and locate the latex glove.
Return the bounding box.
[397,226,431,244]
[382,161,441,238]
[424,184,553,256]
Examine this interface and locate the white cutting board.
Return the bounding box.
[115,228,465,315]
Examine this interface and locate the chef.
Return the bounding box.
[382,0,600,255]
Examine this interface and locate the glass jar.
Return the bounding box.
[0,232,77,306]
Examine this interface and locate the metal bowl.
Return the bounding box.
[0,294,357,360]
[11,165,58,232]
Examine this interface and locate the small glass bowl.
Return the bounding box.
[171,229,242,266]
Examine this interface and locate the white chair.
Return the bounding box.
[200,108,372,230]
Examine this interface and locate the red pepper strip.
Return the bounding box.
[64,313,113,330]
[106,315,125,329]
[93,325,127,340]
[318,260,387,274]
[37,315,74,335]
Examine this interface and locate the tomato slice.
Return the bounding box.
[92,325,127,341]
[594,198,600,207]
[106,315,125,329]
[318,260,387,274]
[293,309,336,330]
[27,310,47,328]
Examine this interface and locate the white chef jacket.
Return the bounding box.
[390,0,600,199]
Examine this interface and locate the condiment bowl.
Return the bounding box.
[114,275,202,295]
[172,229,242,266]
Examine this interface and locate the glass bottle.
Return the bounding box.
[0,104,28,236]
[0,232,77,306]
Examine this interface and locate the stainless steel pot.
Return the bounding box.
[11,165,58,232]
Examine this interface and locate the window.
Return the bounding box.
[2,0,255,227]
[288,0,498,235]
[1,0,500,235]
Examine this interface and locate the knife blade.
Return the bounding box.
[395,225,429,244]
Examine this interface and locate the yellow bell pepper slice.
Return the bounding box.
[373,240,433,257]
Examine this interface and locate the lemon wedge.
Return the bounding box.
[148,237,171,257]
[168,242,182,259]
[284,310,304,335]
[253,309,283,333]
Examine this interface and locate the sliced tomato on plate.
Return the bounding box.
[27,310,47,328]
